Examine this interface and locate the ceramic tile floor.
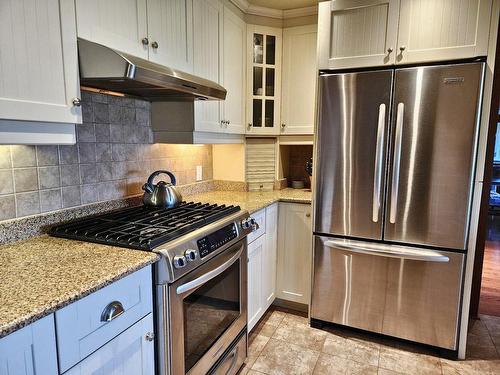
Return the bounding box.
[239,307,500,375]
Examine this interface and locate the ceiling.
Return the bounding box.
[247,0,319,10]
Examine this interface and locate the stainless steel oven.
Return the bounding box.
[157,238,248,375]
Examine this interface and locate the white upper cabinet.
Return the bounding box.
[193,0,223,133]
[318,0,400,69]
[281,25,317,135]
[0,0,81,125]
[396,0,492,64]
[75,0,149,59]
[147,0,194,72]
[319,0,493,69]
[0,315,58,375]
[246,25,282,135]
[221,6,246,135]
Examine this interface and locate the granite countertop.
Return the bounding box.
[0,188,310,339]
[0,236,159,338]
[184,188,312,213]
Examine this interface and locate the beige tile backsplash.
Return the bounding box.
[0,91,213,221]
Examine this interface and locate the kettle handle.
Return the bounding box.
[146,170,177,187]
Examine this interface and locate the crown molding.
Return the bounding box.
[230,0,318,19]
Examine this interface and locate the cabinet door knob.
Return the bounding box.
[151,41,159,49]
[72,98,82,107]
[387,47,393,53]
[306,213,311,218]
[247,123,252,130]
[399,45,406,52]
[141,37,149,46]
[145,332,155,342]
[281,123,286,129]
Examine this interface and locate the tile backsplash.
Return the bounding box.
[0,91,213,221]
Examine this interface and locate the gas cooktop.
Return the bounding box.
[50,202,241,251]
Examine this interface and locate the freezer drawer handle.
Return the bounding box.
[373,103,386,222]
[176,246,243,295]
[390,103,405,224]
[324,239,449,262]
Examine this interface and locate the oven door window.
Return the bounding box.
[183,259,241,372]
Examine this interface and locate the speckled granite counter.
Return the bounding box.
[184,188,312,213]
[0,236,159,338]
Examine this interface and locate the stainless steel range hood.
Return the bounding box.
[78,39,226,101]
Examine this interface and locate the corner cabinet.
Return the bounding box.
[0,315,58,375]
[246,25,282,135]
[280,25,318,135]
[0,0,81,127]
[276,203,312,305]
[318,0,493,69]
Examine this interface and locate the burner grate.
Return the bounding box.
[50,202,241,250]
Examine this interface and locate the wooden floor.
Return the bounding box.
[479,215,500,317]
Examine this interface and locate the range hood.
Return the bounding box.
[77,39,226,101]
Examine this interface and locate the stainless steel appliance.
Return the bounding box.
[78,39,226,101]
[312,62,485,351]
[51,202,256,374]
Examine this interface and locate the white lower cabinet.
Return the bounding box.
[276,203,312,305]
[64,313,155,375]
[248,235,264,331]
[262,203,278,309]
[247,204,278,331]
[0,314,58,375]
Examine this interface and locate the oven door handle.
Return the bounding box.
[176,246,243,295]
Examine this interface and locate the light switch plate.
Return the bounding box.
[196,165,202,181]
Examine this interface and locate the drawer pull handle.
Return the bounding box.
[145,332,155,342]
[101,301,125,322]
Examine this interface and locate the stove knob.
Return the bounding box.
[249,217,259,231]
[184,249,198,262]
[240,219,248,229]
[173,255,187,269]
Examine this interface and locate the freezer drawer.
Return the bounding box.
[311,236,464,350]
[310,236,389,333]
[382,251,464,350]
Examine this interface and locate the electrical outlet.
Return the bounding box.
[196,165,203,181]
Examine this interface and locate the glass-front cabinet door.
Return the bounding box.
[246,25,282,135]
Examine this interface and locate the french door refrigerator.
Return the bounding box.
[311,62,484,351]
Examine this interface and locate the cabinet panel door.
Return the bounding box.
[396,0,492,64]
[281,25,317,135]
[318,0,399,69]
[277,203,312,305]
[222,7,246,135]
[0,0,81,124]
[262,204,278,309]
[193,0,222,133]
[247,236,264,331]
[75,0,148,59]
[64,314,155,375]
[147,0,193,72]
[0,315,58,375]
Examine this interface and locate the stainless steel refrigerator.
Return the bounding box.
[311,62,485,351]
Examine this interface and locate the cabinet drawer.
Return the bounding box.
[247,208,266,244]
[63,313,155,375]
[56,266,153,372]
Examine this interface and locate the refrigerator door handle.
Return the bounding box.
[389,103,405,224]
[372,104,386,222]
[324,239,450,262]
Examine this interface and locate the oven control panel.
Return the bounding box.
[197,223,238,258]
